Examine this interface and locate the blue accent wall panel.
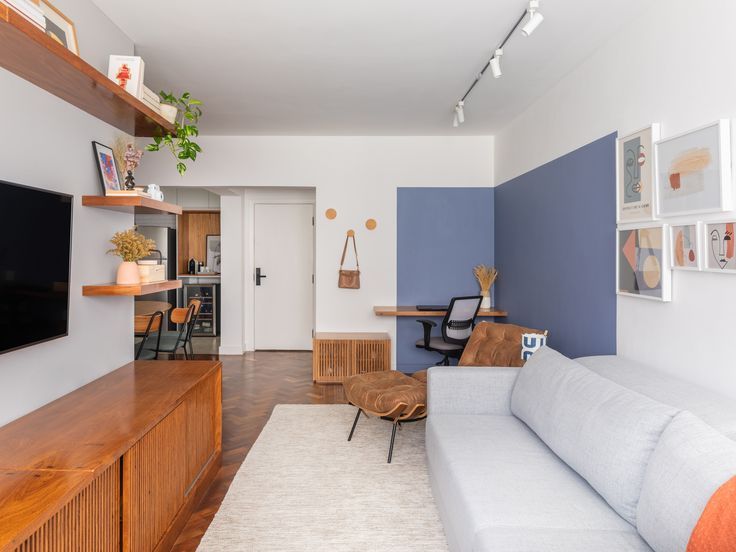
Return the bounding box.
[494,133,617,358]
[397,187,493,372]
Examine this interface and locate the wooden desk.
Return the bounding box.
[373,306,508,317]
[0,360,222,552]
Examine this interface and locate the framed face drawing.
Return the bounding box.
[617,124,660,222]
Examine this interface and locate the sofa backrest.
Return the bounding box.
[510,346,679,526]
[637,411,736,552]
[577,355,736,440]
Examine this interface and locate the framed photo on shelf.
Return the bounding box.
[616,124,659,222]
[206,234,221,273]
[670,223,702,271]
[91,141,121,195]
[32,0,79,55]
[654,120,732,218]
[617,224,671,301]
[704,221,736,273]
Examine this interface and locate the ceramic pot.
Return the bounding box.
[160,104,178,124]
[480,291,491,309]
[117,261,141,285]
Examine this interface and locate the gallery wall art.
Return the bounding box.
[705,221,736,273]
[655,120,731,217]
[617,124,659,222]
[670,223,701,270]
[617,225,671,301]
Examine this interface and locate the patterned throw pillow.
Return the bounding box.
[521,333,547,361]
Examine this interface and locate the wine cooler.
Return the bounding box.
[183,284,219,336]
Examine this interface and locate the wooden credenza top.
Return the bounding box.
[0,360,220,473]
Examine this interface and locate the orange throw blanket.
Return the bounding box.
[687,476,736,551]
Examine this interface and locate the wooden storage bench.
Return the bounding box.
[313,332,391,383]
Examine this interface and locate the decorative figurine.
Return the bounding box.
[123,143,144,190]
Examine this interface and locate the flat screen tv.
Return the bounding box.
[0,180,72,354]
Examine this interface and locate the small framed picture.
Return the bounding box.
[32,0,79,55]
[617,224,672,301]
[704,221,736,273]
[107,55,145,99]
[616,124,660,223]
[206,234,221,273]
[670,223,702,270]
[92,141,121,194]
[654,120,732,217]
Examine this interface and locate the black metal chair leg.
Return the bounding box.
[348,408,362,441]
[183,346,189,360]
[387,421,398,463]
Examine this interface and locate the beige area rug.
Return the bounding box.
[197,404,448,552]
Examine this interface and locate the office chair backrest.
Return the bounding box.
[442,296,483,345]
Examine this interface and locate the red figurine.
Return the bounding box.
[116,63,131,88]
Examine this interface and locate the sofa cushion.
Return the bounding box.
[637,411,736,552]
[577,355,736,440]
[510,347,679,525]
[473,526,652,552]
[427,413,638,552]
[459,322,547,367]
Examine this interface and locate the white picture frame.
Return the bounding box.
[654,120,732,218]
[670,222,702,271]
[617,223,672,301]
[616,124,660,223]
[703,220,736,273]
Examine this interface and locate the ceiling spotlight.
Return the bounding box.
[521,0,544,36]
[456,101,465,124]
[489,49,503,78]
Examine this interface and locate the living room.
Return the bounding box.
[1,0,735,551]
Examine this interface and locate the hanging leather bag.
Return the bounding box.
[338,234,361,289]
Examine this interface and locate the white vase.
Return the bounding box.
[480,292,491,309]
[160,104,178,124]
[117,261,141,285]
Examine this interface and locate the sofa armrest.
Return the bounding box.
[427,366,520,416]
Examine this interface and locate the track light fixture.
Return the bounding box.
[521,0,544,37]
[489,49,503,78]
[451,1,544,127]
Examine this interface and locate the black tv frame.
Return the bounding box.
[0,179,74,355]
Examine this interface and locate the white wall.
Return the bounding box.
[0,1,135,425]
[494,0,736,397]
[137,136,494,357]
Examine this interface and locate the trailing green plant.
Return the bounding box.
[146,91,203,176]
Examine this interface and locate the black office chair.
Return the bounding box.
[415,296,482,366]
[135,310,163,360]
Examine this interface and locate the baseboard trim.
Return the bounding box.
[218,345,244,355]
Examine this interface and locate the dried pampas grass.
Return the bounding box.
[473,265,498,292]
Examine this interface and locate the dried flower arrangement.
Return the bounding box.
[473,265,498,294]
[107,228,156,262]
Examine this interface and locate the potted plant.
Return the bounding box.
[147,91,203,176]
[108,228,156,284]
[473,265,498,309]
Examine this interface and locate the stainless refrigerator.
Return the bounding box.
[135,226,178,329]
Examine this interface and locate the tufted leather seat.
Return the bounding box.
[459,322,547,367]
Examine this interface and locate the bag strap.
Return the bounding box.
[340,234,360,269]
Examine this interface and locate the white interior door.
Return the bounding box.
[254,203,314,350]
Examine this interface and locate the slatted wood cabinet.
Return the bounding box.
[313,332,391,383]
[0,361,222,552]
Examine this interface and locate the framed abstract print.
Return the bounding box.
[617,124,659,222]
[92,141,121,194]
[670,223,702,271]
[617,224,671,301]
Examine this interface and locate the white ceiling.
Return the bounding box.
[92,0,648,136]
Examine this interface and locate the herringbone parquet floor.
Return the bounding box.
[170,351,347,551]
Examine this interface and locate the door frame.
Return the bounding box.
[243,187,316,351]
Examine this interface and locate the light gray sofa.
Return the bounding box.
[426,347,736,552]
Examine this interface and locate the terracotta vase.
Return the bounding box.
[117,261,141,285]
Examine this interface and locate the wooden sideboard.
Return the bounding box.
[0,360,222,552]
[313,332,391,383]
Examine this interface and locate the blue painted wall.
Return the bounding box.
[396,187,494,372]
[494,133,617,358]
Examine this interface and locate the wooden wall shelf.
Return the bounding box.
[0,6,175,136]
[82,279,182,297]
[82,195,183,215]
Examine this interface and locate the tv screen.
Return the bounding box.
[0,180,72,354]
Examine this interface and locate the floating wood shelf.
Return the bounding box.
[82,195,183,215]
[0,5,175,136]
[82,279,182,297]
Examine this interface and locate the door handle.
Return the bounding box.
[256,267,267,286]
